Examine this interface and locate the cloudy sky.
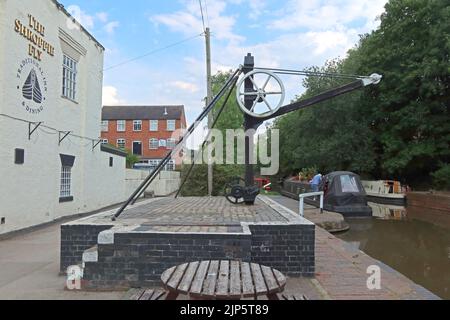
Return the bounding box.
[61,0,388,125]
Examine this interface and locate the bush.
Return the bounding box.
[179,164,244,196]
[431,164,450,191]
[126,150,140,169]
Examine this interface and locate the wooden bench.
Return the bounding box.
[161,260,287,300]
[277,293,308,300]
[129,289,167,300]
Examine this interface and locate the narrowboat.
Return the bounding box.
[282,171,372,217]
[361,180,407,205]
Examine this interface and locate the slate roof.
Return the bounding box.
[102,105,185,120]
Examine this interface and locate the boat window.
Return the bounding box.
[340,175,360,193]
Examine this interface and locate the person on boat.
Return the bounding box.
[310,172,322,192]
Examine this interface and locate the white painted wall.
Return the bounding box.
[125,170,181,197]
[0,0,127,235]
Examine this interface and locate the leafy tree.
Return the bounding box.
[355,0,450,185]
[274,0,450,189]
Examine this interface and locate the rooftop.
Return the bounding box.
[102,105,185,121]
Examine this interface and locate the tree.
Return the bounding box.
[355,0,450,185]
[274,0,450,189]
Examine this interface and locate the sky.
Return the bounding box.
[60,0,388,125]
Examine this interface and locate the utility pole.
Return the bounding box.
[205,27,213,196]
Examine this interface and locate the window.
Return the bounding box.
[149,120,159,132]
[117,120,126,132]
[149,159,160,171]
[60,166,72,198]
[149,138,159,150]
[101,121,109,132]
[159,139,167,148]
[117,139,126,149]
[133,120,142,131]
[62,55,77,101]
[101,139,108,145]
[167,120,176,131]
[167,138,176,149]
[340,175,360,193]
[165,160,175,171]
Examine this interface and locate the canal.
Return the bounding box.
[335,202,450,299]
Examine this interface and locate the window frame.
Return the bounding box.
[167,138,176,149]
[62,55,77,101]
[149,138,159,150]
[59,166,73,200]
[101,120,109,132]
[117,120,126,132]
[167,120,176,132]
[133,120,142,132]
[117,138,126,149]
[149,120,159,132]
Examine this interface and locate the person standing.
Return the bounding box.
[310,173,322,192]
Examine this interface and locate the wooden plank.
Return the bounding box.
[273,268,287,290]
[216,260,230,299]
[241,262,255,298]
[161,266,176,288]
[167,263,189,291]
[190,261,210,297]
[128,288,145,300]
[178,261,200,294]
[261,266,280,294]
[150,291,167,300]
[251,263,268,295]
[139,289,155,300]
[201,260,220,298]
[229,260,242,299]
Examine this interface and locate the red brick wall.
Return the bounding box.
[101,118,186,159]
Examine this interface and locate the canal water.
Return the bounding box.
[335,202,450,299]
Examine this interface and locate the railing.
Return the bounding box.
[299,192,324,217]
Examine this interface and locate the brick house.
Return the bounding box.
[101,105,187,170]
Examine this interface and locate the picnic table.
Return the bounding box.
[161,260,287,300]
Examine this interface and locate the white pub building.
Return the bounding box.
[0,0,128,235]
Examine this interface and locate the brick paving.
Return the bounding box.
[120,197,288,225]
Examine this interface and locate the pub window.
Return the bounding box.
[62,55,77,101]
[60,166,72,198]
[149,138,159,150]
[59,154,75,202]
[149,120,159,132]
[117,120,126,132]
[167,120,176,132]
[159,139,167,148]
[117,139,126,149]
[101,139,108,145]
[133,120,142,131]
[101,120,109,132]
